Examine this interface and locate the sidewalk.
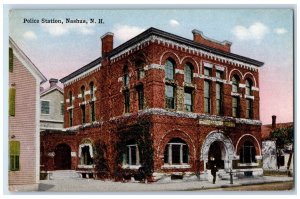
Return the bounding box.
[38,176,294,192]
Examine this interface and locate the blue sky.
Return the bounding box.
[9,9,294,124]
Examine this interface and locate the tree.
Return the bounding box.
[269,126,293,170]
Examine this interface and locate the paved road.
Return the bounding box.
[38,176,294,192]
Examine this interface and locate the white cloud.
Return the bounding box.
[23,31,37,40]
[232,22,269,42]
[169,19,180,27]
[41,22,95,36]
[274,28,287,35]
[113,25,145,42]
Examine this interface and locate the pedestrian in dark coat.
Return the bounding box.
[211,165,218,184]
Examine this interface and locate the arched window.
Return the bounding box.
[68,91,73,105]
[81,86,85,101]
[79,141,93,166]
[89,82,95,122]
[240,141,256,163]
[123,65,129,87]
[165,59,175,80]
[136,60,145,80]
[245,79,253,96]
[184,63,193,84]
[164,138,189,165]
[232,75,240,93]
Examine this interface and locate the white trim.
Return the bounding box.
[40,86,63,97]
[159,51,180,66]
[245,95,255,100]
[78,143,93,158]
[122,165,141,170]
[175,69,184,74]
[203,62,213,68]
[252,87,259,91]
[215,65,225,71]
[63,64,101,86]
[239,83,246,88]
[40,127,64,131]
[84,90,90,95]
[231,92,241,97]
[110,35,260,71]
[35,81,40,183]
[101,32,114,39]
[67,105,74,110]
[238,163,259,167]
[66,99,70,103]
[243,72,258,87]
[9,37,47,84]
[78,94,82,98]
[161,164,191,169]
[228,68,243,80]
[40,119,63,123]
[144,64,164,71]
[77,164,95,169]
[235,134,262,156]
[180,56,200,74]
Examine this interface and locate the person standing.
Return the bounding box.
[211,164,218,184]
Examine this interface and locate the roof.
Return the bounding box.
[261,122,294,139]
[60,57,101,83]
[60,27,264,83]
[40,85,64,97]
[108,27,264,67]
[9,37,47,84]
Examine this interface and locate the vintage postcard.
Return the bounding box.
[6,7,294,193]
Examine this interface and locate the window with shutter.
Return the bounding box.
[9,141,20,171]
[9,87,16,116]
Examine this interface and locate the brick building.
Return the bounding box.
[41,27,264,181]
[9,37,47,191]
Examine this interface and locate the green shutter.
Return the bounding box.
[9,87,16,116]
[9,48,13,72]
[9,141,20,171]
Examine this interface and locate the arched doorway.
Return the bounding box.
[208,141,225,169]
[54,143,71,170]
[201,131,235,171]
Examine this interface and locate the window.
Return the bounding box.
[232,97,240,117]
[136,60,145,80]
[204,80,211,113]
[232,75,239,93]
[69,109,73,126]
[137,86,144,110]
[41,101,50,115]
[9,141,20,171]
[216,83,223,115]
[9,87,16,116]
[90,82,95,122]
[204,67,211,76]
[216,70,223,79]
[80,145,93,165]
[165,59,175,80]
[246,99,253,119]
[68,91,73,105]
[125,144,140,166]
[81,86,85,101]
[60,103,64,115]
[165,85,175,109]
[245,79,253,96]
[240,141,256,163]
[124,90,130,113]
[81,105,86,124]
[123,66,129,87]
[9,48,13,72]
[164,138,189,165]
[184,63,193,83]
[184,90,193,112]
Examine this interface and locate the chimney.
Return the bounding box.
[272,115,277,129]
[101,32,114,57]
[49,78,58,88]
[192,29,232,52]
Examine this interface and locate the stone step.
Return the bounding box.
[50,170,81,180]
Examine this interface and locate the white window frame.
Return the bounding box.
[124,144,140,166]
[41,100,50,115]
[165,142,189,165]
